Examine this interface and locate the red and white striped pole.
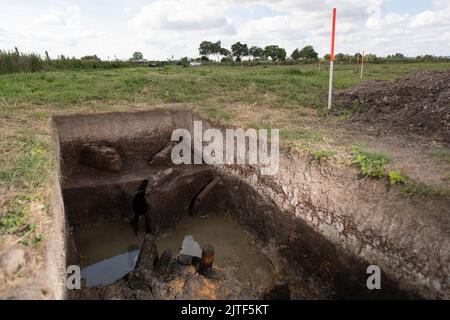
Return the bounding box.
[360,50,365,79]
[328,8,337,110]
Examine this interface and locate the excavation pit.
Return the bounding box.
[52,108,419,300]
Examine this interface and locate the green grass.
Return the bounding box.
[307,150,335,169]
[1,62,450,248]
[351,146,391,179]
[246,123,321,147]
[336,101,363,119]
[431,146,450,164]
[203,106,234,121]
[1,63,449,110]
[0,134,51,188]
[0,194,38,235]
[0,193,44,248]
[400,181,450,198]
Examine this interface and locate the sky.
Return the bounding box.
[0,0,449,60]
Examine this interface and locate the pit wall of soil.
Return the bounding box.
[51,107,449,299]
[46,125,68,299]
[187,111,449,299]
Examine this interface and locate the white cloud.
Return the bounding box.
[130,0,234,32]
[35,6,81,29]
[0,0,448,59]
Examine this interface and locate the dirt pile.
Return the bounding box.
[334,69,450,143]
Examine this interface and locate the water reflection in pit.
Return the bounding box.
[73,214,275,291]
[156,214,275,287]
[74,220,142,288]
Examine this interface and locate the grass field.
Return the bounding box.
[1,62,450,248]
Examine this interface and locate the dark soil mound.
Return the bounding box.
[334,69,450,143]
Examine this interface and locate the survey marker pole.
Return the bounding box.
[328,8,337,110]
[360,50,365,79]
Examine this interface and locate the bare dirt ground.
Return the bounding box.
[334,69,450,145]
[222,70,450,190]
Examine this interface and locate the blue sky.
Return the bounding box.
[385,0,433,14]
[0,0,449,60]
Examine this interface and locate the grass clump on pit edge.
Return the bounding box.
[387,170,449,198]
[431,146,450,164]
[0,134,51,188]
[351,146,391,179]
[400,181,450,198]
[0,132,51,248]
[306,150,336,169]
[0,193,45,248]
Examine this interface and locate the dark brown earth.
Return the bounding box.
[334,70,450,144]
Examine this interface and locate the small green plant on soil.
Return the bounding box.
[388,171,409,185]
[386,171,449,198]
[351,146,391,179]
[431,146,450,164]
[400,181,450,198]
[307,150,335,169]
[338,101,363,120]
[0,193,44,247]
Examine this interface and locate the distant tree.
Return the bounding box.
[199,41,214,59]
[231,42,249,61]
[220,47,231,58]
[178,57,190,67]
[324,53,331,60]
[221,55,233,63]
[277,48,287,61]
[387,53,405,59]
[298,45,318,61]
[131,52,143,61]
[291,48,301,60]
[249,46,264,60]
[211,41,223,61]
[335,53,345,62]
[264,45,286,62]
[199,41,223,61]
[365,53,377,62]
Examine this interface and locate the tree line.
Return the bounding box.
[198,41,319,62]
[196,41,450,65]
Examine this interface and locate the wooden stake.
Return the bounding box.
[199,245,215,273]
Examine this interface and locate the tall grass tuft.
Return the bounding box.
[0,48,139,75]
[0,49,45,74]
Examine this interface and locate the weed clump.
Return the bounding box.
[388,171,409,185]
[351,146,391,179]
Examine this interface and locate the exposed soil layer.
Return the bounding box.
[334,70,450,144]
[51,108,449,300]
